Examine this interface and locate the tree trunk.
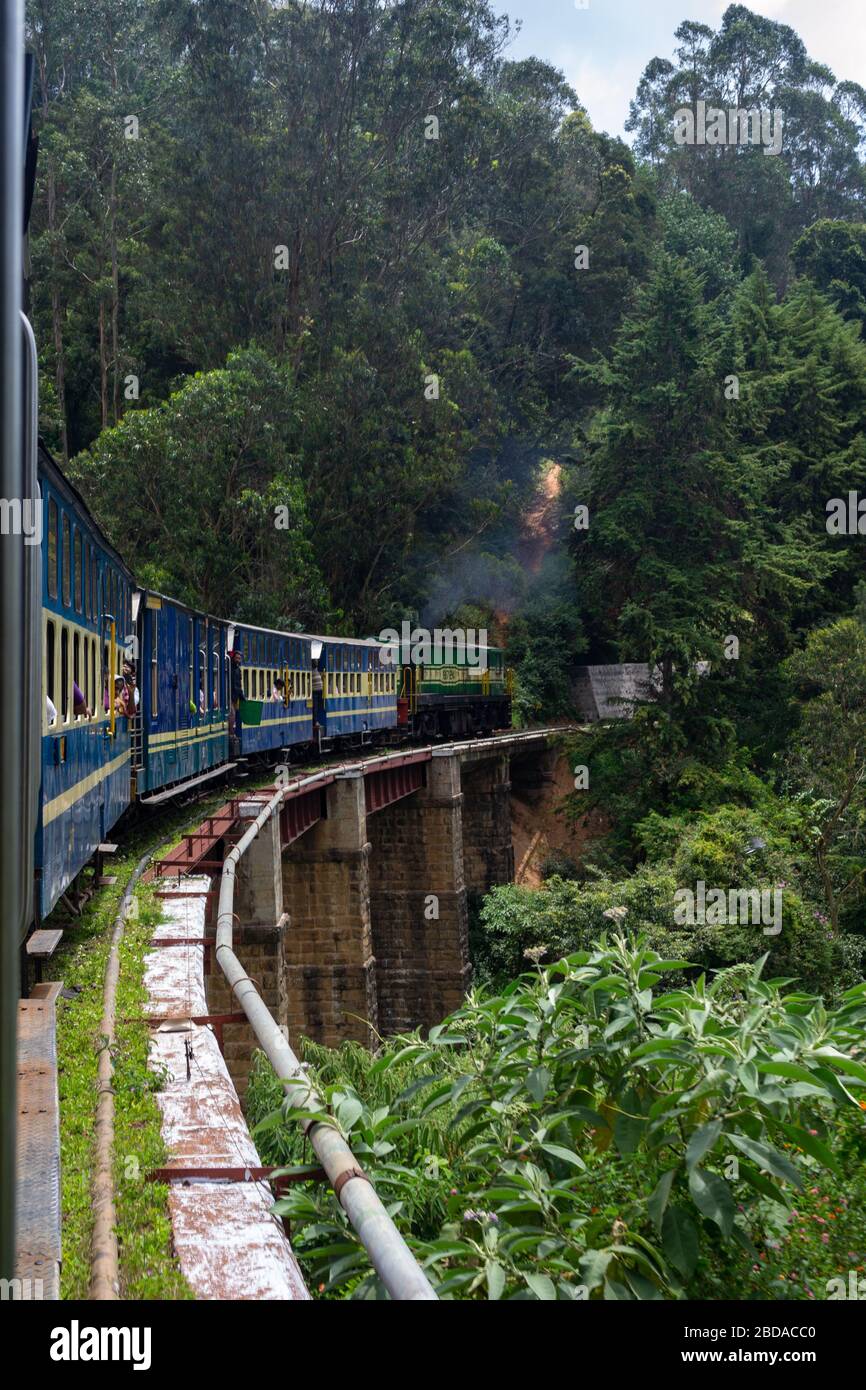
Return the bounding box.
[110,159,120,423]
[99,298,109,429]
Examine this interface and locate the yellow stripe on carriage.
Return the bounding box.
[42,746,132,826]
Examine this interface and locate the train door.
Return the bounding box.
[167,602,180,774]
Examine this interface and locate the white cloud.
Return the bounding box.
[561,48,644,136]
[751,0,866,84]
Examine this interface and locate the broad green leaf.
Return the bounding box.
[525,1272,557,1300]
[486,1261,506,1301]
[689,1168,735,1237]
[686,1120,722,1171]
[579,1249,614,1290]
[540,1142,587,1170]
[775,1121,840,1174]
[728,1134,802,1188]
[526,1066,551,1103]
[648,1168,677,1233]
[662,1205,698,1279]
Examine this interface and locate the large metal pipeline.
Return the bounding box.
[214,782,438,1302]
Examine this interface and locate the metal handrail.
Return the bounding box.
[214,784,438,1302]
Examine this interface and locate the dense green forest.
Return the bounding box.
[27,0,866,1299]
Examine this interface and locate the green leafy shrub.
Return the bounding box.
[475,848,844,996]
[250,938,866,1300]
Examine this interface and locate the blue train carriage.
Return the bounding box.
[313,634,398,743]
[137,591,232,801]
[232,622,313,757]
[38,446,136,918]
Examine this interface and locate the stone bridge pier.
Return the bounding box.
[367,749,470,1037]
[281,770,378,1049]
[210,732,563,1086]
[459,751,514,895]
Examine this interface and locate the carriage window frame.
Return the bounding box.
[62,513,71,607]
[212,630,220,711]
[73,631,81,719]
[187,616,194,719]
[60,626,69,723]
[47,498,58,599]
[45,619,57,728]
[151,610,159,717]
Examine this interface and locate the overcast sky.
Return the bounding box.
[490,1,866,139]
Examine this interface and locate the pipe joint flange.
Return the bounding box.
[333,1166,370,1201]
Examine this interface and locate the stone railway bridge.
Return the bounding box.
[192,730,565,1095]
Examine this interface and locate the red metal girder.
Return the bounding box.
[360,749,431,775]
[279,788,323,847]
[365,760,424,814]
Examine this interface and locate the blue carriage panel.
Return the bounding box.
[232,622,312,755]
[314,635,396,738]
[38,451,134,918]
[140,594,230,794]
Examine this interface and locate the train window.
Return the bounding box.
[90,639,96,719]
[74,532,82,614]
[83,545,89,618]
[62,513,71,607]
[242,669,249,697]
[47,498,58,598]
[188,618,194,717]
[46,621,56,725]
[151,610,158,716]
[213,635,220,709]
[60,627,69,722]
[73,632,81,717]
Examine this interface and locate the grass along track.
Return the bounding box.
[46,773,277,1298]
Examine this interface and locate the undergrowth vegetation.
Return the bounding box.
[247,937,866,1301]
